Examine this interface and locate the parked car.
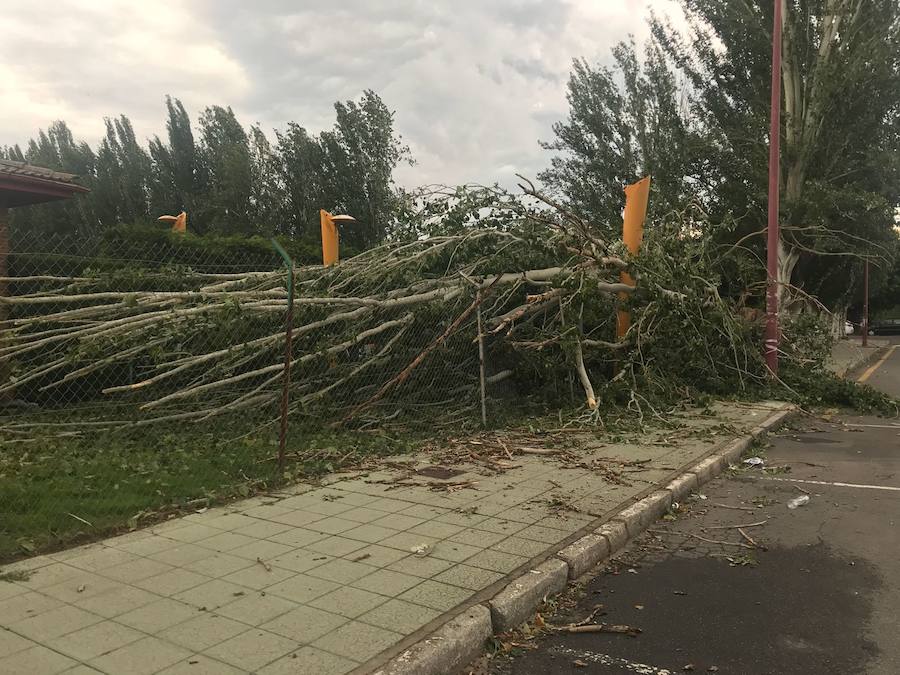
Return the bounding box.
[871,318,900,335]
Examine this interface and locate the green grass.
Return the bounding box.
[0,412,423,562]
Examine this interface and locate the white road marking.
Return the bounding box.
[756,476,900,492]
[549,646,673,674]
[843,423,900,429]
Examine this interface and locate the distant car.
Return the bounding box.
[871,318,900,335]
[844,320,854,336]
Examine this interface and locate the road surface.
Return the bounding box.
[488,338,899,675]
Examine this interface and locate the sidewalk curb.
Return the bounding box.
[835,341,891,379]
[368,403,796,675]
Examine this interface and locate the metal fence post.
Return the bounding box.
[476,290,487,427]
[271,239,295,477]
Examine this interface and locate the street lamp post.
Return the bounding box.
[862,259,869,347]
[765,0,783,375]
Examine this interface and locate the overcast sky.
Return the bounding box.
[0,0,680,188]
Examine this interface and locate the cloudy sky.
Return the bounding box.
[0,0,680,188]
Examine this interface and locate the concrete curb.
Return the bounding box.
[367,402,796,675]
[488,558,569,633]
[834,342,891,379]
[371,605,492,675]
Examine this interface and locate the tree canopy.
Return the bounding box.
[542,0,900,312]
[2,91,411,250]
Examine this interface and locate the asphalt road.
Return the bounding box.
[488,337,900,675]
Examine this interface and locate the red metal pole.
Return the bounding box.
[862,259,869,347]
[765,0,783,375]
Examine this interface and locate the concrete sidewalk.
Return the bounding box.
[0,401,788,675]
[827,337,889,377]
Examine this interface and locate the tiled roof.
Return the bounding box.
[0,159,83,184]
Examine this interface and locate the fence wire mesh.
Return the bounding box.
[0,228,557,560]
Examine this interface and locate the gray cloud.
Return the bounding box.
[0,0,681,188]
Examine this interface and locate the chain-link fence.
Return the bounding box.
[0,228,559,561]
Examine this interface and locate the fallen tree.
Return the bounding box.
[0,181,894,431]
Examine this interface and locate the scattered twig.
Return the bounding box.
[67,513,94,527]
[256,557,272,572]
[703,519,768,530]
[711,502,757,512]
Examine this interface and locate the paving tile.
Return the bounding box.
[463,548,529,573]
[341,544,411,568]
[156,653,246,674]
[59,665,105,674]
[0,644,77,674]
[241,503,293,520]
[75,585,159,618]
[336,506,386,523]
[14,562,83,590]
[203,627,297,671]
[194,531,258,553]
[266,527,329,548]
[258,646,357,675]
[268,508,331,529]
[102,557,174,584]
[299,500,357,517]
[387,555,455,579]
[473,516,530,535]
[9,604,102,641]
[174,579,248,611]
[269,548,331,574]
[62,547,141,573]
[0,591,63,623]
[532,514,593,531]
[107,534,179,557]
[216,591,297,625]
[200,513,259,531]
[184,552,254,578]
[397,503,451,519]
[482,506,545,525]
[228,540,294,561]
[341,523,400,544]
[134,568,211,596]
[266,573,339,604]
[261,604,348,642]
[48,620,144,660]
[222,563,296,591]
[305,536,367,557]
[308,586,387,618]
[305,516,359,535]
[307,558,377,584]
[90,635,193,675]
[148,543,217,568]
[312,620,401,661]
[491,535,551,558]
[42,573,124,603]
[378,531,438,553]
[358,597,441,635]
[434,510,489,527]
[233,519,294,539]
[429,540,482,563]
[407,520,464,539]
[447,527,508,548]
[0,629,35,658]
[351,568,422,596]
[365,497,415,513]
[159,612,249,650]
[0,579,29,602]
[370,513,425,531]
[161,523,222,544]
[325,490,378,507]
[433,563,504,590]
[515,523,568,544]
[399,580,472,611]
[116,597,199,633]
